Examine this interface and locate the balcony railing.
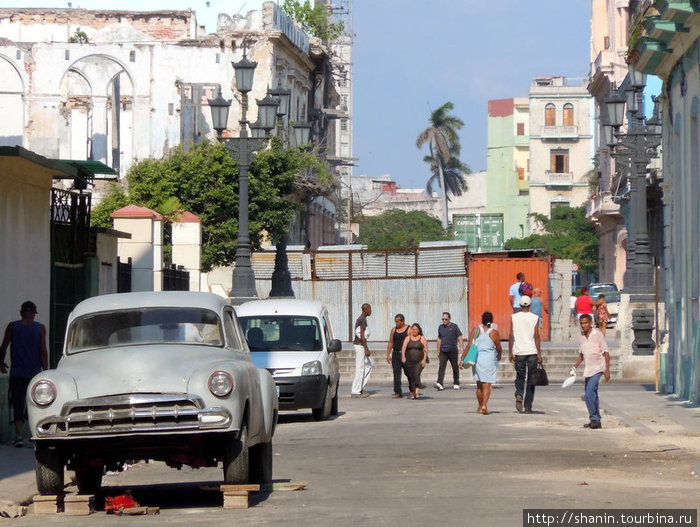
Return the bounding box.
[545,171,573,187]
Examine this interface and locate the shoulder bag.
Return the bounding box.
[462,328,479,367]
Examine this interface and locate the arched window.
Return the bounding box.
[545,103,556,126]
[563,103,574,126]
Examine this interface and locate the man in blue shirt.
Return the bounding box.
[0,301,48,447]
[509,272,525,313]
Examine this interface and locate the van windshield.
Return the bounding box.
[238,316,322,352]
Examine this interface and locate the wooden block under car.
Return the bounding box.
[220,484,260,509]
[63,494,93,515]
[32,495,61,515]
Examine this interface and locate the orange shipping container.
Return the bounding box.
[467,256,552,341]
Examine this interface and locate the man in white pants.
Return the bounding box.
[351,303,372,397]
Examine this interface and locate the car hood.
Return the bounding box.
[250,351,322,371]
[58,345,233,399]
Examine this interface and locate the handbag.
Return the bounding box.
[531,362,549,386]
[462,328,479,367]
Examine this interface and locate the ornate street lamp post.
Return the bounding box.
[267,87,313,299]
[602,73,662,354]
[208,47,278,304]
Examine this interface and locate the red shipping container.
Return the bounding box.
[467,256,552,341]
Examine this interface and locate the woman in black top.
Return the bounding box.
[401,323,429,399]
[386,314,410,398]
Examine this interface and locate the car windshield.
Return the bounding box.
[238,316,322,352]
[66,307,224,354]
[600,291,621,303]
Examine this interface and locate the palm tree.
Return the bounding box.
[416,102,469,228]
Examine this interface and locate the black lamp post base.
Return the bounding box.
[631,308,655,355]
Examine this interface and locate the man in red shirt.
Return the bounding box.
[572,314,610,429]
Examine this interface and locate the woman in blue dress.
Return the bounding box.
[461,311,502,414]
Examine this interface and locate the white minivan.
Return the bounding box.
[236,299,342,420]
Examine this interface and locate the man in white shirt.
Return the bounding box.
[509,272,525,313]
[508,296,542,413]
[572,314,610,429]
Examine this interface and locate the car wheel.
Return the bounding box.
[74,465,103,494]
[35,446,64,495]
[249,440,273,484]
[312,383,332,421]
[223,424,249,484]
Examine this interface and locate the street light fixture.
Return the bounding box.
[292,120,312,148]
[207,46,279,304]
[602,77,662,355]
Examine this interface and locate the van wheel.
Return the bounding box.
[330,383,339,416]
[312,383,332,421]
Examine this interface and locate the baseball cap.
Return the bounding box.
[519,295,532,307]
[20,301,37,313]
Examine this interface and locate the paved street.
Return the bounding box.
[1,382,699,526]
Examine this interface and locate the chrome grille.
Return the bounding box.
[36,394,231,437]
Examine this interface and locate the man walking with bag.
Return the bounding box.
[509,296,541,414]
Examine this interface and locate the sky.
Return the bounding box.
[4,0,600,188]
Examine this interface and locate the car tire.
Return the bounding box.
[249,440,273,484]
[223,424,249,484]
[330,382,339,416]
[312,383,332,421]
[35,446,64,495]
[74,465,103,494]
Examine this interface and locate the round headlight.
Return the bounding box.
[31,379,57,407]
[208,371,234,397]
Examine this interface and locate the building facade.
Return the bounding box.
[0,2,342,249]
[485,98,530,246]
[528,76,595,231]
[586,0,630,287]
[630,0,700,403]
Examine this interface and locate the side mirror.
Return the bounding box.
[327,339,342,353]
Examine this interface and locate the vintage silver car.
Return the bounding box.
[26,292,278,495]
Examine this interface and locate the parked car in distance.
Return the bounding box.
[588,283,620,327]
[236,299,341,421]
[27,291,278,495]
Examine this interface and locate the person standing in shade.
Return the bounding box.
[572,314,610,429]
[401,323,429,400]
[508,296,542,414]
[386,313,410,398]
[0,301,49,447]
[434,312,464,390]
[509,272,526,313]
[530,288,548,330]
[351,303,372,398]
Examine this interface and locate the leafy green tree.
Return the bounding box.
[90,139,329,272]
[358,209,452,250]
[504,206,599,274]
[280,0,344,40]
[91,183,130,228]
[416,102,469,229]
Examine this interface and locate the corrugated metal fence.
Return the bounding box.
[250,244,469,342]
